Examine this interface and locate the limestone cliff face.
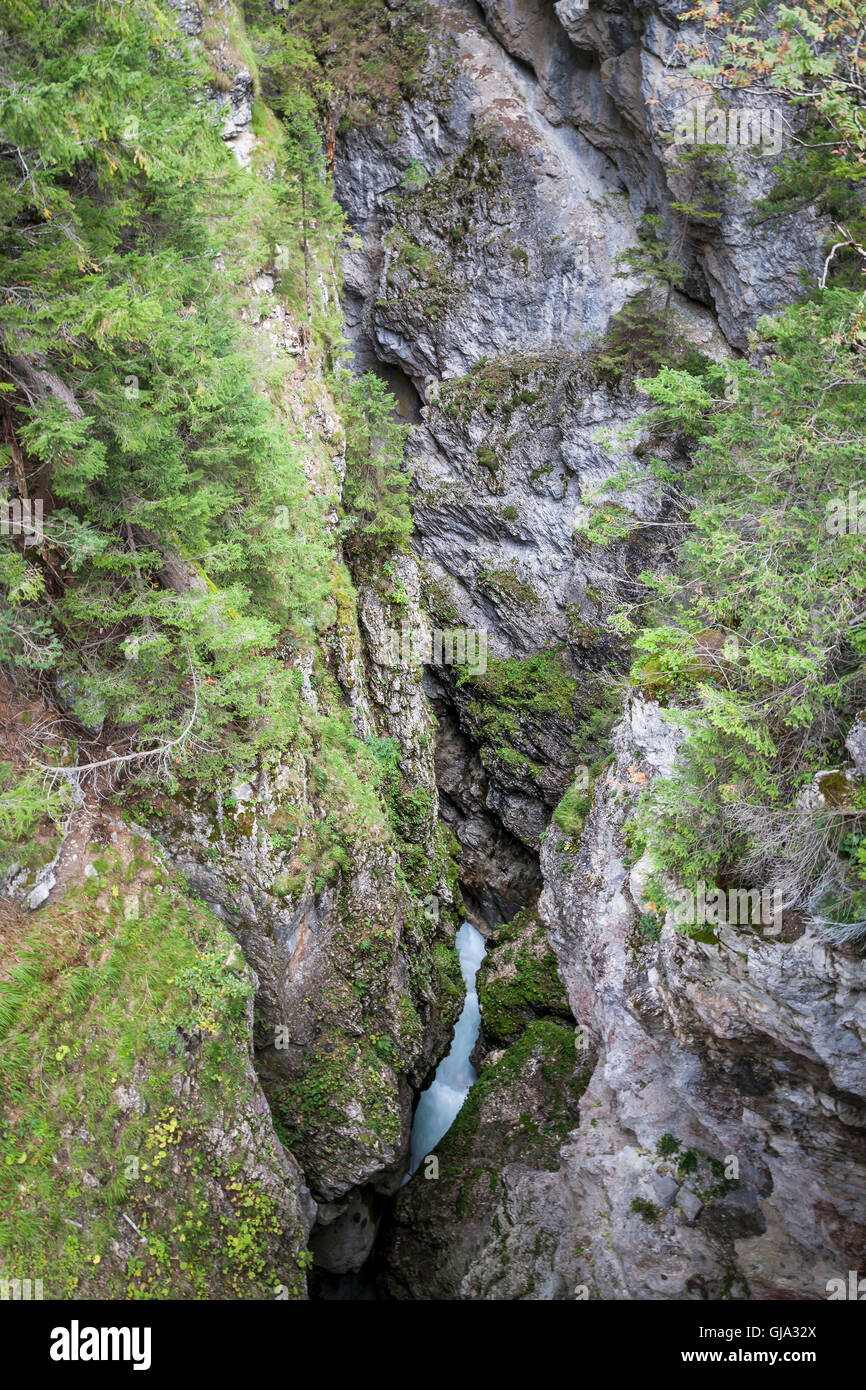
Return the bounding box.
[477,0,826,345]
[336,0,865,1298]
[337,0,635,386]
[333,0,791,915]
[340,0,825,371]
[536,700,866,1299]
[384,699,866,1299]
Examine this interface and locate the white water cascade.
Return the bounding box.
[407,922,487,1177]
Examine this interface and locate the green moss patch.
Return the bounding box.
[478,910,572,1048]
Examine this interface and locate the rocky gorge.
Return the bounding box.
[0,0,864,1306]
[327,0,865,1299]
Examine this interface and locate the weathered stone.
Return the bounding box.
[677,1188,702,1224]
[653,1175,680,1209]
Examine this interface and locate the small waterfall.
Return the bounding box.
[407,922,487,1176]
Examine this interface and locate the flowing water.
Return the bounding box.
[312,922,488,1296]
[407,921,487,1176]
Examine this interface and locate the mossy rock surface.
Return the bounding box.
[382,1017,591,1299]
[477,908,573,1049]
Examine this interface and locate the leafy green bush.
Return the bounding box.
[0,764,70,874]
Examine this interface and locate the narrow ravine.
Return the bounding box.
[311,920,488,1299]
[5,0,864,1323]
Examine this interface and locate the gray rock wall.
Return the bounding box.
[332,0,865,1298]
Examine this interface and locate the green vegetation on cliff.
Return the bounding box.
[456,649,576,744]
[0,0,337,787]
[0,840,310,1299]
[477,909,572,1048]
[616,4,866,939]
[242,0,433,132]
[0,0,463,1298]
[628,289,866,935]
[0,0,438,886]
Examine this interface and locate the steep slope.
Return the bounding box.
[0,0,464,1293]
[1,0,863,1303]
[328,0,866,1298]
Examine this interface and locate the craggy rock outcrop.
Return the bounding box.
[477,0,827,346]
[333,0,738,908]
[536,697,866,1299]
[430,694,543,927]
[337,0,638,388]
[340,0,826,373]
[382,698,866,1298]
[405,345,702,872]
[409,349,689,657]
